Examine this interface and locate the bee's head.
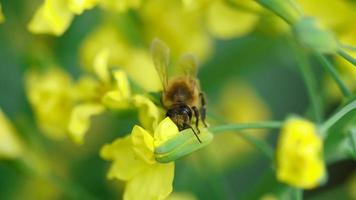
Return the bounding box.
[166,104,192,131]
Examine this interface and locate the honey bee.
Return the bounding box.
[150,39,208,143]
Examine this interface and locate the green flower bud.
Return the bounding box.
[293,17,339,54]
[154,128,214,163]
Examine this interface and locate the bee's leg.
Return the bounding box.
[199,92,208,127]
[184,123,202,143]
[192,106,200,133]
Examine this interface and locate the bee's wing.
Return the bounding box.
[176,53,198,78]
[151,38,170,90]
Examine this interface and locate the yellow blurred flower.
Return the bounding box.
[206,0,261,39]
[80,24,162,92]
[28,0,74,36]
[0,108,24,159]
[140,0,212,60]
[0,3,5,23]
[298,0,356,33]
[25,67,75,139]
[276,117,325,189]
[28,0,99,35]
[100,118,177,200]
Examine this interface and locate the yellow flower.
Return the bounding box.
[25,68,75,139]
[80,24,162,92]
[132,95,163,132]
[298,0,356,33]
[0,3,5,23]
[139,0,212,60]
[276,117,325,189]
[206,0,261,39]
[28,0,74,36]
[0,108,24,159]
[28,0,99,35]
[100,118,177,200]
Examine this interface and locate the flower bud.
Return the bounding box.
[154,128,213,163]
[293,17,339,54]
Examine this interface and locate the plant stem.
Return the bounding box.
[208,121,282,160]
[293,44,323,123]
[319,99,356,138]
[341,44,356,52]
[338,49,356,67]
[209,121,283,133]
[315,53,351,97]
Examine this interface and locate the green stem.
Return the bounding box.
[209,121,283,133]
[338,49,356,67]
[341,44,356,52]
[319,99,356,138]
[315,53,351,97]
[209,121,282,160]
[293,43,323,123]
[291,188,303,200]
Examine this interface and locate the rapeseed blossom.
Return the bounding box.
[276,117,325,189]
[101,118,177,200]
[28,0,103,35]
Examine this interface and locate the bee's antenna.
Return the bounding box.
[186,124,202,143]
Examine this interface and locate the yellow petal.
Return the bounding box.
[207,1,259,39]
[0,3,5,23]
[0,109,24,159]
[68,103,105,144]
[25,68,74,139]
[74,75,100,101]
[131,125,155,164]
[102,91,131,109]
[67,0,99,14]
[124,163,174,200]
[154,117,179,147]
[100,135,149,181]
[276,117,325,189]
[28,0,74,36]
[113,70,131,99]
[132,95,162,131]
[93,48,111,82]
[102,70,131,109]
